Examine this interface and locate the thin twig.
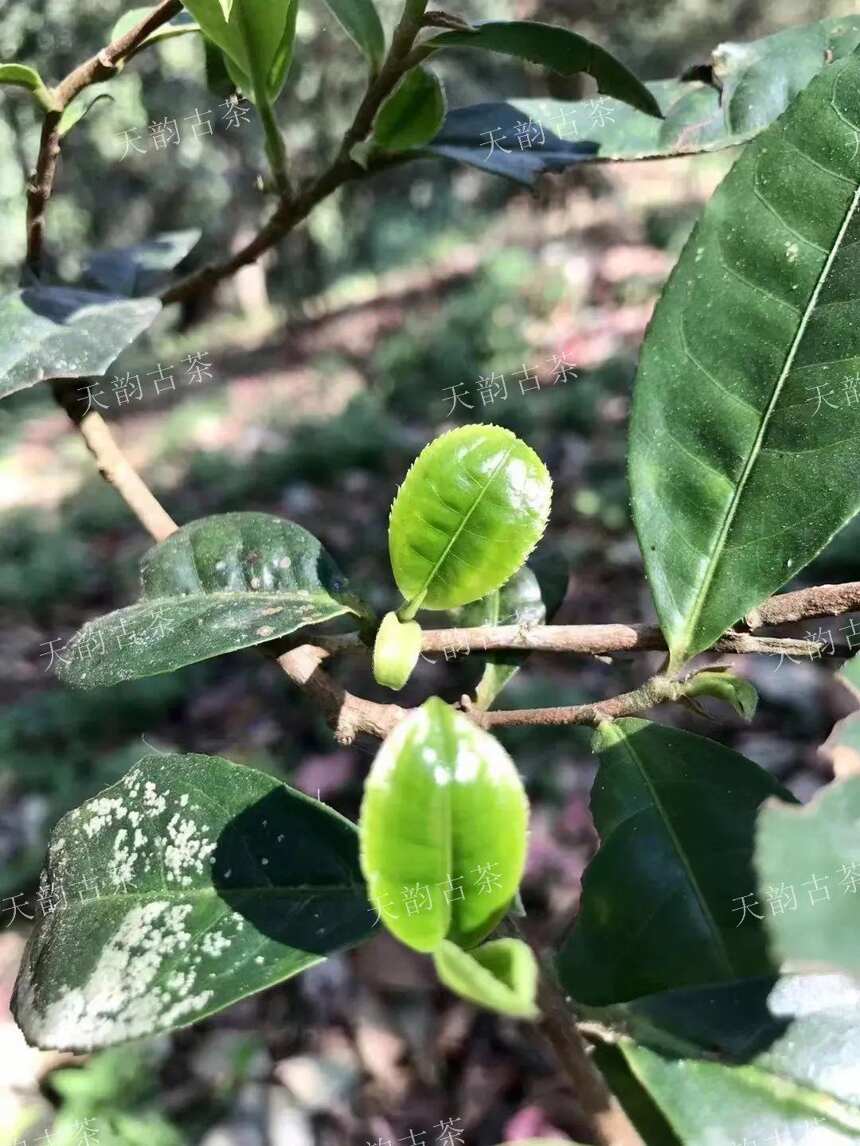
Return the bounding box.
[26,0,182,270]
[162,0,430,304]
[501,918,644,1146]
[319,625,837,659]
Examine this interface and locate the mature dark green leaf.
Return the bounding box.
[756,778,860,978]
[321,0,385,72]
[359,698,528,953]
[432,937,538,1019]
[180,0,297,100]
[0,286,160,401]
[583,973,860,1140]
[422,21,660,119]
[389,425,552,615]
[427,16,860,185]
[12,753,373,1051]
[58,513,367,689]
[557,720,793,1005]
[630,45,860,669]
[450,554,567,709]
[373,67,446,152]
[613,973,860,1144]
[81,231,201,298]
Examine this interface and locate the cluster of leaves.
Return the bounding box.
[3,3,860,1144]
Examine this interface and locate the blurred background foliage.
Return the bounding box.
[0,0,857,1143]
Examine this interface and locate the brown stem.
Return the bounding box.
[502,919,644,1146]
[162,0,429,305]
[320,625,834,659]
[53,381,178,542]
[25,0,182,270]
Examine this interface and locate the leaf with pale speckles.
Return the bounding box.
[58,512,370,689]
[0,285,160,401]
[12,752,374,1051]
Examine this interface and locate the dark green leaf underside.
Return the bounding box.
[428,16,860,184]
[13,753,373,1051]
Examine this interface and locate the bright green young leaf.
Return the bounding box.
[81,231,201,298]
[450,554,568,710]
[372,611,422,691]
[557,719,794,1005]
[389,425,552,616]
[0,286,160,401]
[432,937,539,1019]
[756,778,860,978]
[57,513,367,689]
[421,21,660,120]
[180,0,297,100]
[12,753,373,1051]
[0,63,47,94]
[427,16,860,185]
[630,46,860,670]
[359,697,528,953]
[373,67,446,152]
[584,972,860,1143]
[321,0,385,72]
[681,668,759,721]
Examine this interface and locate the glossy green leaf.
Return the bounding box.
[373,67,446,152]
[427,16,860,185]
[451,554,568,709]
[12,753,373,1051]
[615,973,860,1144]
[321,0,385,72]
[372,611,422,691]
[0,286,160,401]
[359,697,528,953]
[389,425,552,615]
[180,0,297,100]
[557,719,793,1005]
[422,21,660,119]
[81,231,201,298]
[57,513,367,689]
[432,938,538,1019]
[111,8,200,50]
[756,778,860,978]
[631,47,860,670]
[0,63,47,93]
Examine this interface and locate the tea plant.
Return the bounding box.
[3,4,860,1144]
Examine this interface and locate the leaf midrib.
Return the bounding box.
[417,442,515,601]
[611,725,737,980]
[673,102,860,668]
